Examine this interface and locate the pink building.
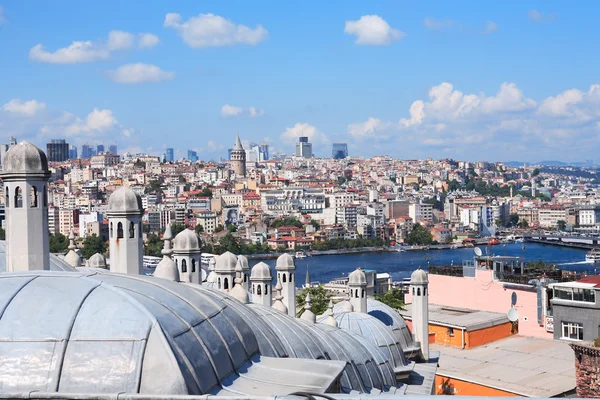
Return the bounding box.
[406,268,552,339]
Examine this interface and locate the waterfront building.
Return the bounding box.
[230,134,246,177]
[332,142,348,159]
[295,136,312,158]
[550,276,600,341]
[46,139,69,162]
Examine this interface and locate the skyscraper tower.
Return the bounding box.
[230,134,246,177]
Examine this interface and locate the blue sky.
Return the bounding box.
[1,1,599,162]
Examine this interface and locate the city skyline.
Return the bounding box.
[1,1,600,162]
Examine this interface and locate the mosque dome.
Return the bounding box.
[87,253,107,269]
[64,250,81,268]
[275,253,295,271]
[319,311,411,375]
[154,256,179,281]
[250,262,272,281]
[348,268,367,286]
[215,251,237,274]
[172,229,201,252]
[0,241,75,272]
[236,254,250,272]
[410,267,428,285]
[107,186,143,215]
[366,299,420,358]
[1,141,49,178]
[0,270,264,395]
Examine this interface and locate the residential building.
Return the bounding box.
[409,202,433,223]
[550,277,600,342]
[58,208,79,236]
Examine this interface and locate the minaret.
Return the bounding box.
[64,230,81,268]
[348,267,367,313]
[231,262,249,304]
[323,300,337,327]
[206,257,217,284]
[410,267,429,361]
[154,224,179,281]
[237,255,250,291]
[107,186,144,275]
[272,282,288,314]
[215,251,237,292]
[173,229,202,284]
[305,264,311,288]
[300,292,316,323]
[230,134,246,177]
[1,141,51,271]
[250,261,272,307]
[276,253,296,317]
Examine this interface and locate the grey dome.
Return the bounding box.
[1,141,49,178]
[87,253,107,269]
[236,255,250,272]
[275,253,295,271]
[64,250,81,268]
[366,299,420,358]
[0,269,265,395]
[348,268,367,286]
[154,256,179,281]
[172,229,201,253]
[107,186,143,215]
[251,262,272,281]
[319,311,410,375]
[215,251,237,273]
[410,267,428,285]
[0,241,75,272]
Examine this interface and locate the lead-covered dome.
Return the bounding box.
[348,267,367,286]
[1,141,49,178]
[275,253,295,271]
[172,229,201,252]
[366,299,420,358]
[251,262,272,281]
[107,186,143,215]
[215,251,237,273]
[410,267,428,285]
[87,253,107,269]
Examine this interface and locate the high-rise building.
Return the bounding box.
[259,143,269,161]
[230,134,246,177]
[109,144,118,155]
[0,136,17,167]
[295,136,312,158]
[96,144,105,154]
[332,143,348,159]
[46,139,69,162]
[187,149,198,162]
[81,144,92,159]
[165,148,174,162]
[69,145,78,159]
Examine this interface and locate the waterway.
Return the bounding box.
[257,243,597,287]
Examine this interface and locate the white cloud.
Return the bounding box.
[164,12,268,48]
[528,10,556,23]
[281,122,329,145]
[221,104,243,118]
[107,63,174,84]
[66,108,117,135]
[30,30,159,64]
[348,117,388,139]
[344,15,404,46]
[207,140,224,151]
[2,99,46,116]
[220,104,264,118]
[138,33,160,48]
[482,20,498,34]
[423,17,454,30]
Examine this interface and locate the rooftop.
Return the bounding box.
[399,304,509,331]
[431,336,575,397]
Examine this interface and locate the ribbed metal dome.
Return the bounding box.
[107,186,143,215]
[172,229,201,252]
[1,141,49,177]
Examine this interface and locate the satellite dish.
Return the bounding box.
[507,308,519,322]
[474,247,483,256]
[511,292,517,306]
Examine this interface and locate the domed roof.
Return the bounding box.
[348,268,367,286]
[318,311,410,374]
[410,267,428,285]
[366,299,420,358]
[215,251,237,273]
[107,186,143,215]
[250,262,272,281]
[236,255,250,272]
[1,141,49,178]
[275,253,295,271]
[64,250,81,268]
[0,269,263,395]
[172,229,201,253]
[87,253,107,269]
[0,241,75,272]
[154,256,179,281]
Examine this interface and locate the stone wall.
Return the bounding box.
[571,343,600,398]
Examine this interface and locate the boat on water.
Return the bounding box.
[295,251,308,259]
[143,255,161,269]
[488,238,500,246]
[586,249,600,263]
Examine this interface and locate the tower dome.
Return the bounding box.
[275,253,295,271]
[87,253,107,269]
[1,141,50,178]
[348,267,367,285]
[215,251,237,273]
[410,267,428,285]
[107,186,143,215]
[250,262,272,280]
[173,229,201,251]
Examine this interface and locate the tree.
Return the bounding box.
[271,217,303,229]
[49,233,69,253]
[200,188,213,198]
[310,220,320,230]
[144,233,162,257]
[494,218,503,227]
[509,213,520,227]
[296,285,332,317]
[405,224,433,246]
[145,178,163,194]
[171,223,187,237]
[227,224,237,233]
[215,225,224,233]
[218,233,241,254]
[81,234,107,259]
[195,224,204,234]
[532,168,540,177]
[557,220,567,231]
[375,289,405,310]
[518,219,529,229]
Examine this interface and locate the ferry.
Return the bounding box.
[295,251,308,259]
[487,238,500,246]
[143,255,161,269]
[586,249,600,263]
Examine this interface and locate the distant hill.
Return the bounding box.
[504,160,588,167]
[537,160,569,166]
[504,161,530,167]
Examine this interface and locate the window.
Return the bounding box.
[14,186,22,208]
[110,222,113,238]
[224,278,229,290]
[117,222,124,239]
[129,222,135,238]
[257,285,262,295]
[291,273,294,282]
[5,190,9,209]
[554,287,596,303]
[181,260,187,273]
[283,274,287,283]
[361,289,365,298]
[447,327,455,337]
[218,278,221,289]
[30,186,38,208]
[417,288,421,296]
[562,322,583,341]
[191,259,196,273]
